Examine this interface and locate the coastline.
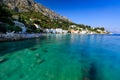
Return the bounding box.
[0,33,46,42]
[0,33,111,42]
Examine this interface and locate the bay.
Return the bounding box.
[0,34,120,80]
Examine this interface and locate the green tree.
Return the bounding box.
[0,4,13,24]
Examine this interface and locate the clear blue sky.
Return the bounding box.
[36,0,120,33]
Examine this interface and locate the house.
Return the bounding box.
[43,28,68,34]
[50,29,56,34]
[79,30,87,34]
[70,29,79,33]
[43,29,51,33]
[55,28,63,34]
[69,25,77,28]
[62,30,68,34]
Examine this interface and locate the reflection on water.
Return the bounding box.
[0,34,120,80]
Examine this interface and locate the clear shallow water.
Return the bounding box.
[0,34,120,80]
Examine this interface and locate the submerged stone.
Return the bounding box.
[36,59,45,64]
[0,57,8,63]
[30,48,37,51]
[42,49,48,53]
[35,53,41,58]
[89,63,97,80]
[83,77,90,80]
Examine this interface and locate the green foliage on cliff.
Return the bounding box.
[0,4,22,33]
[13,12,73,30]
[19,11,106,33]
[26,25,42,33]
[0,4,13,25]
[0,24,22,33]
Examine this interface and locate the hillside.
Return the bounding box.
[0,0,109,34]
[0,0,70,22]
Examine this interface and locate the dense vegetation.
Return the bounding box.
[0,4,13,24]
[0,4,22,33]
[77,24,105,32]
[15,12,73,29]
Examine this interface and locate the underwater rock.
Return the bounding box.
[36,59,45,64]
[35,53,41,58]
[89,63,97,80]
[30,48,37,51]
[83,77,89,80]
[42,49,48,53]
[0,57,8,63]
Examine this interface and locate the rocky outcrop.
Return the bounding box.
[0,33,45,42]
[0,0,71,22]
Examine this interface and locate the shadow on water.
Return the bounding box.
[0,36,46,56]
[82,62,99,80]
[88,63,97,80]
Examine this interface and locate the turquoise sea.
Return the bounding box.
[0,34,120,80]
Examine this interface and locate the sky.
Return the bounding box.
[36,0,120,33]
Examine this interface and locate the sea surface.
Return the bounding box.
[0,34,120,80]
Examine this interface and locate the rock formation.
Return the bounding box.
[0,0,71,22]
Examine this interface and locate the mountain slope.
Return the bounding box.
[0,0,70,22]
[0,0,109,34]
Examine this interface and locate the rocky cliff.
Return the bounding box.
[0,0,71,21]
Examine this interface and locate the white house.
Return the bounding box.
[43,28,68,34]
[69,25,77,28]
[55,28,63,33]
[80,30,87,34]
[50,29,56,34]
[43,29,51,33]
[62,30,68,34]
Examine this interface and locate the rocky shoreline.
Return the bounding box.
[0,33,110,42]
[0,33,46,42]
